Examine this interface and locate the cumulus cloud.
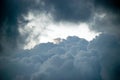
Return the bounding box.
[88,34,120,80]
[0,36,100,80]
[0,34,120,80]
[0,1,120,80]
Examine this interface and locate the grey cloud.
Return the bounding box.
[94,0,120,13]
[0,1,120,79]
[88,34,120,80]
[1,0,120,54]
[42,0,94,22]
[0,0,43,54]
[89,0,120,34]
[0,34,120,80]
[0,0,29,54]
[0,36,101,80]
[31,37,101,80]
[0,0,95,54]
[90,10,120,35]
[41,0,120,35]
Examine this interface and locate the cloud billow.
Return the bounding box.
[89,34,120,80]
[0,35,120,80]
[0,36,100,80]
[0,1,120,80]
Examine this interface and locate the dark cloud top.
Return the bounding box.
[0,36,99,80]
[0,0,41,54]
[94,0,120,13]
[42,0,94,22]
[90,0,120,34]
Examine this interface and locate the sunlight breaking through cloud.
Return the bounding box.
[19,12,100,49]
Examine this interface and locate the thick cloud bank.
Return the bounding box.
[0,34,120,80]
[0,1,120,80]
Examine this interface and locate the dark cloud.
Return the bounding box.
[42,0,94,22]
[0,1,120,79]
[89,34,120,80]
[0,0,27,53]
[0,0,42,54]
[89,12,120,35]
[94,0,120,13]
[41,0,120,35]
[89,0,120,34]
[1,0,120,54]
[0,34,120,80]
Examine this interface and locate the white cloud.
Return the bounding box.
[19,12,100,49]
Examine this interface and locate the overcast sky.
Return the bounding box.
[0,0,120,80]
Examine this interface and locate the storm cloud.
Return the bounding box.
[0,0,120,53]
[89,34,120,80]
[42,0,94,22]
[0,35,120,80]
[0,0,32,53]
[0,0,93,42]
[90,0,120,34]
[0,0,44,54]
[0,0,120,80]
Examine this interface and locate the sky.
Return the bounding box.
[19,12,100,49]
[0,0,120,80]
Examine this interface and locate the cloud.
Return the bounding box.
[0,36,97,80]
[89,0,120,35]
[42,0,94,22]
[0,34,120,80]
[39,0,120,35]
[94,0,120,12]
[0,0,44,54]
[0,0,120,54]
[88,34,120,80]
[0,0,29,53]
[0,1,120,80]
[0,1,120,79]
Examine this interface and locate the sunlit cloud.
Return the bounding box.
[19,12,100,49]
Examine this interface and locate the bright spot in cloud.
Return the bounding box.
[19,12,100,49]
